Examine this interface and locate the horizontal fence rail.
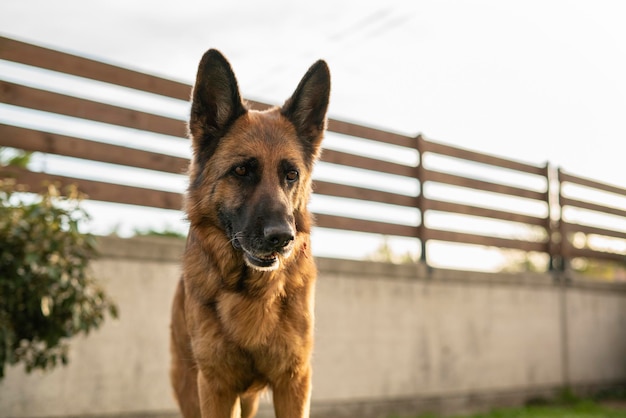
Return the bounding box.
[1,35,625,268]
[417,135,551,255]
[558,169,626,263]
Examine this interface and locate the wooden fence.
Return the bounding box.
[1,35,625,268]
[558,170,626,263]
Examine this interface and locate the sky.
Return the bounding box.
[1,0,625,270]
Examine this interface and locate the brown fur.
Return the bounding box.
[170,49,330,418]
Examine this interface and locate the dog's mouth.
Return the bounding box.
[232,238,284,272]
[243,251,280,271]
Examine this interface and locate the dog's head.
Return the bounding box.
[186,50,330,272]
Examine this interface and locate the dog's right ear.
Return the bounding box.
[189,49,247,157]
[281,60,331,161]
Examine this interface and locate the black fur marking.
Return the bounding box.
[236,265,249,293]
[217,208,234,240]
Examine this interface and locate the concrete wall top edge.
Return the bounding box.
[95,236,626,292]
[97,235,186,262]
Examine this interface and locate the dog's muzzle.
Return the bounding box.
[232,226,295,271]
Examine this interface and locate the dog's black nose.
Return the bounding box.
[264,224,294,250]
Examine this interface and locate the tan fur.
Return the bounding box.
[170,50,329,418]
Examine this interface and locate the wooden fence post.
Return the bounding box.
[415,134,427,264]
[554,167,566,272]
[545,162,559,272]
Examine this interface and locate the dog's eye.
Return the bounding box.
[234,166,247,177]
[286,170,299,183]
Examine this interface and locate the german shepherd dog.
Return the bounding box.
[170,49,330,418]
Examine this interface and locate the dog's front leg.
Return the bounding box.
[198,372,240,418]
[272,369,312,418]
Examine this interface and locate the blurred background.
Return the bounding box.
[1,1,625,418]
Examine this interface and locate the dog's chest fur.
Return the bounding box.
[215,276,286,348]
[184,233,315,375]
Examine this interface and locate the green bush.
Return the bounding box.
[0,179,118,379]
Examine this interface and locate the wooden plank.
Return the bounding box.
[1,168,182,210]
[0,36,416,149]
[562,245,626,263]
[423,228,549,252]
[561,222,626,241]
[0,36,191,101]
[321,149,416,177]
[313,180,417,207]
[423,169,548,201]
[1,81,187,138]
[559,170,626,197]
[0,124,189,174]
[423,198,549,227]
[326,119,417,148]
[560,196,626,219]
[313,213,418,238]
[246,99,275,111]
[420,137,547,176]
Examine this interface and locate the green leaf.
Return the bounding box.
[0,178,118,380]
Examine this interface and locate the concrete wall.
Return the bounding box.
[1,236,625,418]
[0,236,182,418]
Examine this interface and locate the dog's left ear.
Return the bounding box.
[281,60,331,158]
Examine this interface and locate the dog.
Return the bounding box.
[170,48,330,418]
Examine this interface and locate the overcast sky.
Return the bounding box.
[2,0,626,185]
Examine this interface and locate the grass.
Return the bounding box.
[392,399,626,418]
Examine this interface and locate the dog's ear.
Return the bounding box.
[189,49,247,157]
[281,60,331,158]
